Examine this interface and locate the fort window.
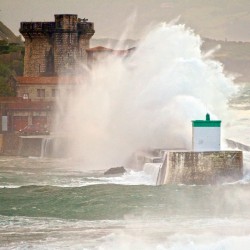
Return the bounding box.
[69,33,72,44]
[37,89,45,98]
[51,89,58,97]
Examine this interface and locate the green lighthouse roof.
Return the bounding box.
[192,113,221,127]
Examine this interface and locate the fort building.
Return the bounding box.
[0,14,95,132]
[19,14,94,77]
[17,14,95,102]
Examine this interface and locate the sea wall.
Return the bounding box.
[2,133,20,155]
[157,151,243,185]
[17,136,69,157]
[1,133,69,157]
[18,137,43,157]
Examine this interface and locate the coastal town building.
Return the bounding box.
[1,14,95,132]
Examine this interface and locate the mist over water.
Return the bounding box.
[55,23,237,169]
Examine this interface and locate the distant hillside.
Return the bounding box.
[0,22,22,44]
[91,38,137,49]
[202,38,250,83]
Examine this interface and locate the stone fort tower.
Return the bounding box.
[20,14,95,76]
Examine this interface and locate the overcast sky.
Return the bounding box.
[1,0,250,41]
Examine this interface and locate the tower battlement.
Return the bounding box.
[20,22,56,35]
[20,14,95,76]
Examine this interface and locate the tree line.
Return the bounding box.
[0,40,24,96]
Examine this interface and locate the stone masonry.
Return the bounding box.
[20,14,95,76]
[157,151,243,185]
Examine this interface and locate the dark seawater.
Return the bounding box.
[1,183,250,220]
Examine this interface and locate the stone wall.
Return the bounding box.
[18,137,43,157]
[1,134,69,158]
[20,15,95,77]
[158,151,243,185]
[18,84,57,101]
[23,35,53,76]
[2,133,20,155]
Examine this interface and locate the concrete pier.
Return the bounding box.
[18,136,44,157]
[157,151,243,185]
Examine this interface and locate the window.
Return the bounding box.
[51,89,58,97]
[22,93,29,100]
[69,33,72,44]
[37,89,45,98]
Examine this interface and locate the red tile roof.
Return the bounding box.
[6,101,53,110]
[0,97,23,103]
[16,76,84,85]
[86,46,114,52]
[86,46,135,55]
[0,97,54,111]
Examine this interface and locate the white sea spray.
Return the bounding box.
[54,23,238,169]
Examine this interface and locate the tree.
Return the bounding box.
[0,76,15,96]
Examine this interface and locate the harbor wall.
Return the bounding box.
[18,137,43,157]
[2,133,20,155]
[157,151,243,185]
[1,133,69,157]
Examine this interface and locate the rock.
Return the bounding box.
[104,166,127,175]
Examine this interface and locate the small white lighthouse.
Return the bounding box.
[192,113,221,151]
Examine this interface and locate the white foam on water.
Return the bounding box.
[0,185,21,189]
[1,217,250,250]
[86,169,154,186]
[243,151,250,180]
[143,163,162,185]
[0,168,154,187]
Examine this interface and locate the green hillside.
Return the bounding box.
[0,40,24,96]
[0,22,22,44]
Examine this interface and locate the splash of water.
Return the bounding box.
[55,23,237,169]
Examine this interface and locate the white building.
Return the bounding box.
[192,113,221,151]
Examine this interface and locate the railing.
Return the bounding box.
[20,21,95,35]
[20,22,55,33]
[77,22,95,34]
